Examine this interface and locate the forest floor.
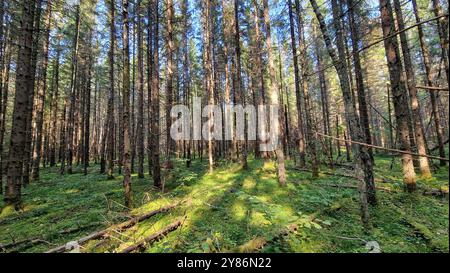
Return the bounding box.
[0,153,448,253]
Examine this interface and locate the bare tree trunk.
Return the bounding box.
[262,0,286,186]
[310,0,374,225]
[313,24,333,167]
[83,33,93,175]
[64,4,81,175]
[122,0,132,207]
[295,0,319,178]
[432,0,449,85]
[392,0,432,177]
[165,0,175,166]
[0,17,11,195]
[234,0,247,169]
[379,0,416,191]
[106,0,116,179]
[49,35,61,167]
[203,0,215,173]
[412,0,446,167]
[32,0,52,181]
[287,0,306,167]
[136,0,145,178]
[151,0,162,188]
[5,0,36,206]
[347,0,373,160]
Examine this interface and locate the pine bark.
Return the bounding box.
[32,0,52,181]
[392,0,431,177]
[151,0,162,188]
[122,0,132,207]
[287,0,306,167]
[310,0,374,225]
[136,0,145,178]
[378,0,416,191]
[5,0,36,206]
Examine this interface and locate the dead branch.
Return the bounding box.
[119,217,185,253]
[45,203,178,253]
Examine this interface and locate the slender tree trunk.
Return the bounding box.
[347,0,373,160]
[136,0,145,178]
[107,0,115,179]
[22,0,42,185]
[392,0,432,177]
[412,0,446,167]
[63,4,81,175]
[311,0,374,224]
[49,35,61,167]
[287,0,306,167]
[122,0,132,207]
[313,24,333,167]
[0,19,11,195]
[32,0,52,181]
[151,0,161,188]
[203,0,215,173]
[165,0,175,166]
[262,0,286,185]
[5,0,36,206]
[379,0,416,191]
[431,0,449,85]
[146,2,153,176]
[234,0,247,169]
[295,0,319,177]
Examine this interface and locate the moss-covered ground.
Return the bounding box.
[0,153,448,253]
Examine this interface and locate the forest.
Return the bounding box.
[0,0,448,254]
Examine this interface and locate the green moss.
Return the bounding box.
[0,155,448,253]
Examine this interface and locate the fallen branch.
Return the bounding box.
[119,217,185,253]
[227,224,298,253]
[290,166,358,180]
[0,237,39,252]
[416,85,449,91]
[46,203,178,253]
[319,183,395,193]
[430,139,449,152]
[315,131,449,162]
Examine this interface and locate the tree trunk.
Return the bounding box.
[346,0,374,162]
[106,0,115,179]
[287,0,306,167]
[262,0,286,186]
[136,0,145,178]
[295,0,319,178]
[378,0,416,191]
[5,0,36,206]
[64,4,81,175]
[392,0,432,177]
[32,0,52,181]
[122,0,132,207]
[233,0,247,169]
[310,0,374,224]
[151,0,162,188]
[165,0,175,165]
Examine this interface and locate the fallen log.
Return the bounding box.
[289,167,358,180]
[46,203,178,253]
[423,188,449,199]
[0,237,39,252]
[119,217,185,253]
[227,224,298,253]
[319,183,395,193]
